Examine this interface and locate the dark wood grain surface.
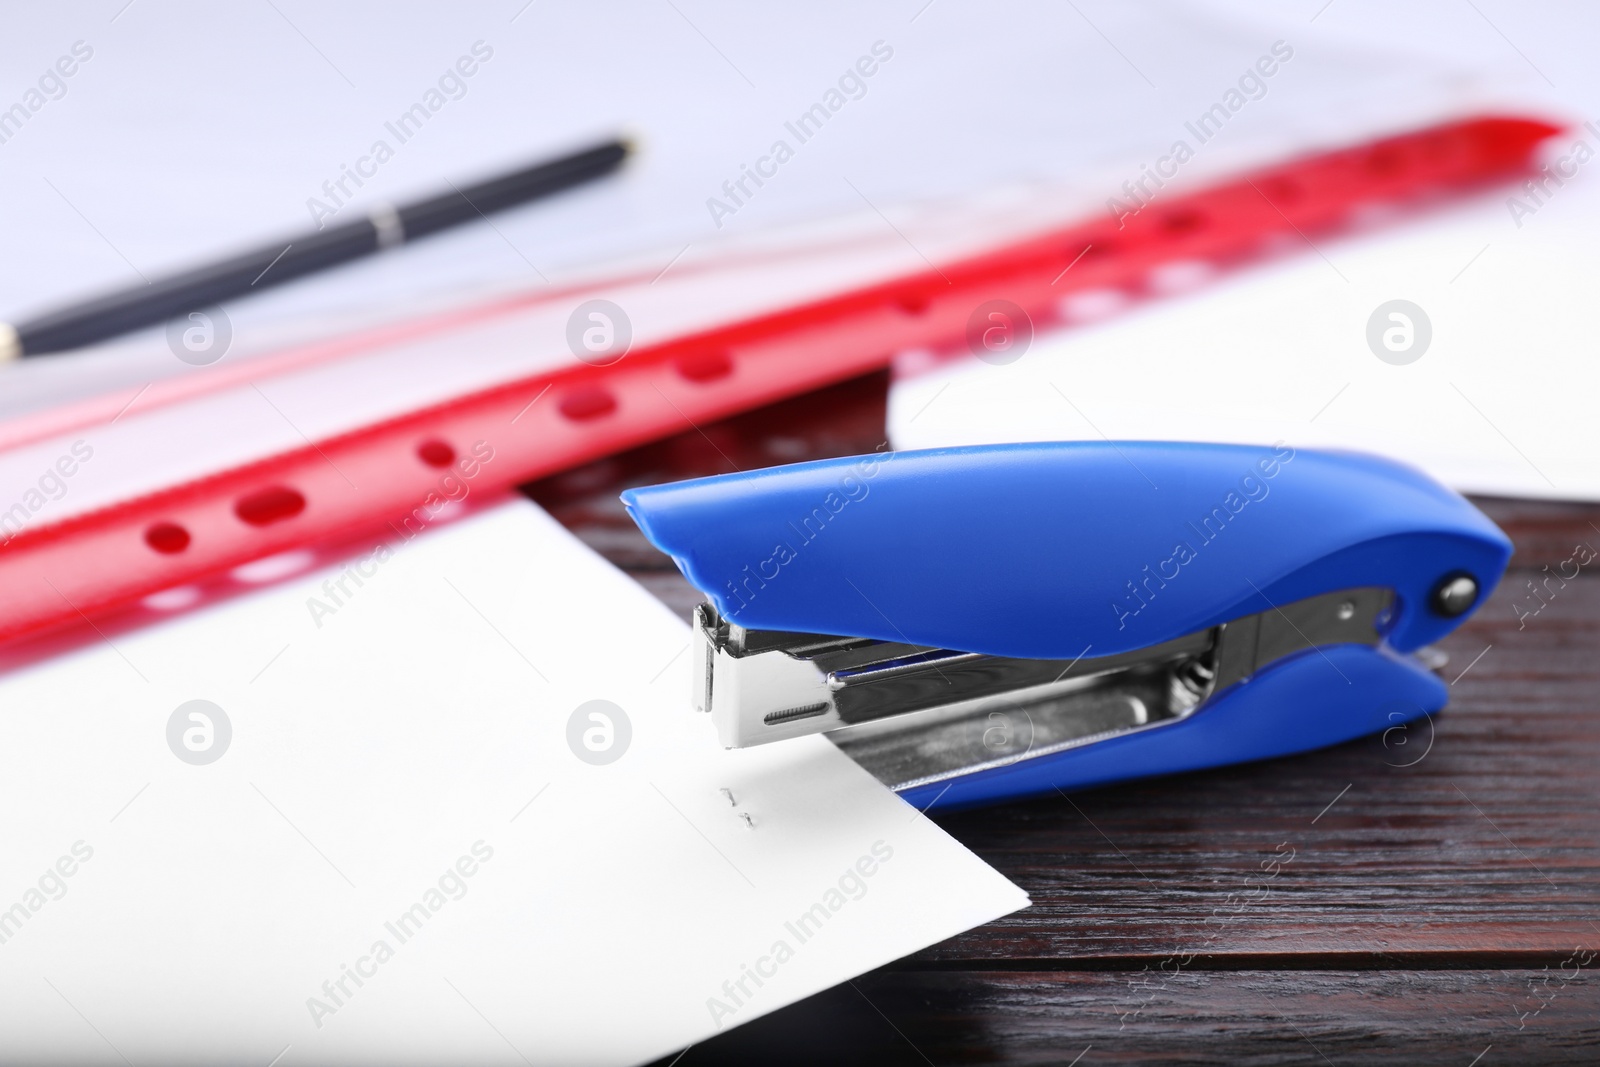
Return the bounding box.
[527,372,1600,1065]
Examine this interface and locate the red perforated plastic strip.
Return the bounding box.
[0,116,1560,645]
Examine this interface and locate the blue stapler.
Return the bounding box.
[620,442,1510,810]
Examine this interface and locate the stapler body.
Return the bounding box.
[621,442,1510,810]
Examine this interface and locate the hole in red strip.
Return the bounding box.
[559,386,617,421]
[1419,133,1452,161]
[676,351,733,383]
[145,522,190,554]
[235,486,306,527]
[1162,210,1203,234]
[417,439,455,467]
[1365,147,1403,174]
[896,295,929,315]
[1261,177,1301,203]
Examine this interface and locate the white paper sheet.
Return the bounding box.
[0,498,1027,1065]
[887,164,1600,501]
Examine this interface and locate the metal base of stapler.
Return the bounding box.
[693,587,1397,792]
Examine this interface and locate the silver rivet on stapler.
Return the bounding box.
[1431,574,1478,618]
[1336,600,1356,621]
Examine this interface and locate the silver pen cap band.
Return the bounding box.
[369,204,405,250]
[0,323,20,362]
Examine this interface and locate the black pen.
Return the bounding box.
[1,137,631,360]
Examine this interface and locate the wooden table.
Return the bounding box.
[529,372,1600,1066]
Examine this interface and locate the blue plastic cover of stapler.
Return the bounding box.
[621,442,1510,807]
[621,441,1509,659]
